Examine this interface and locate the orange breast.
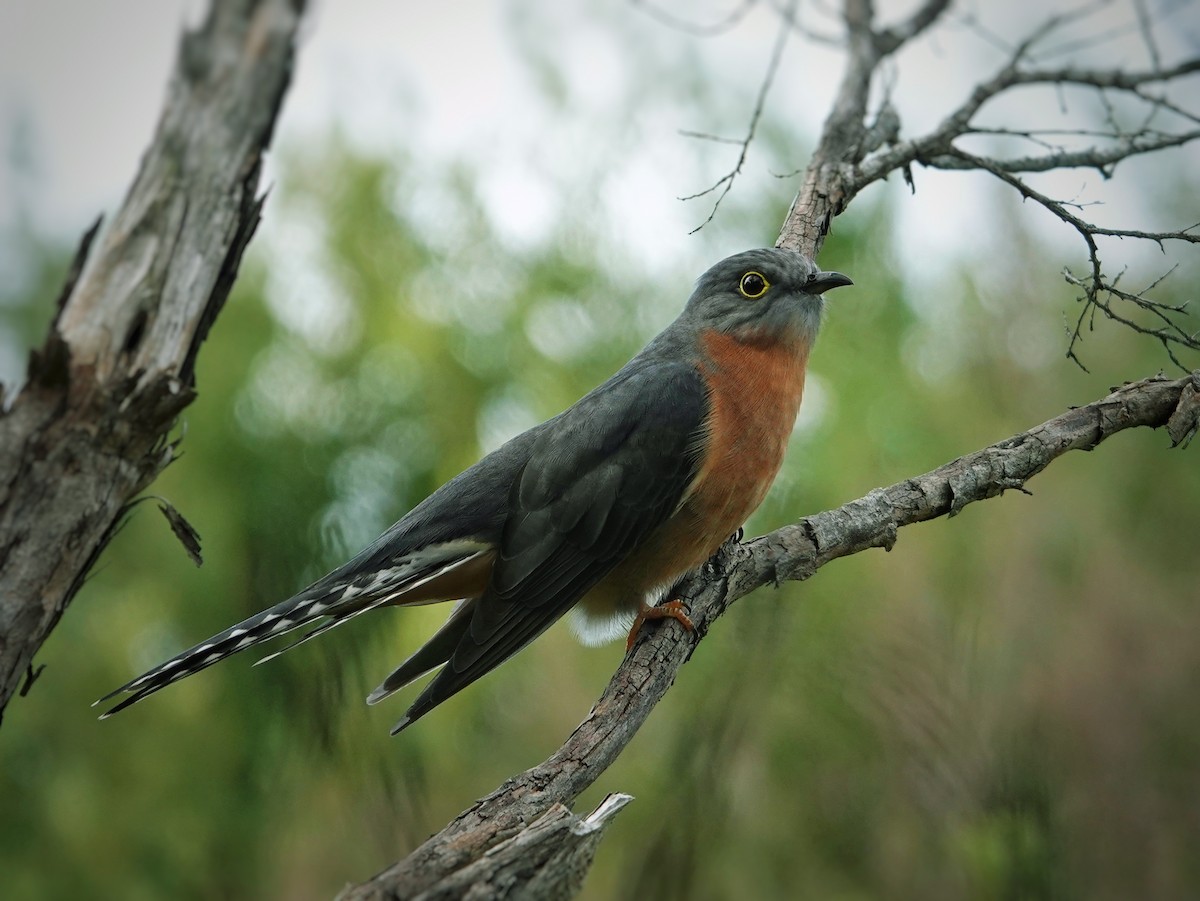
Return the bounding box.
[686,328,809,532]
[581,328,810,618]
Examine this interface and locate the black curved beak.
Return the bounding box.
[807,270,854,295]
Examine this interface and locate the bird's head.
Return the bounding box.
[682,248,852,348]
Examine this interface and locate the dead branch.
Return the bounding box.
[776,0,952,255]
[774,1,1200,367]
[0,0,304,719]
[945,147,1199,371]
[341,371,1198,899]
[386,794,633,901]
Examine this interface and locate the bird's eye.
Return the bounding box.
[738,271,770,299]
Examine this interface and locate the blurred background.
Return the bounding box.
[2,1,1199,899]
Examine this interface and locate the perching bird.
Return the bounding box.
[99,248,852,733]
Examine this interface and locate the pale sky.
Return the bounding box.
[0,0,1196,371]
[2,1,1193,238]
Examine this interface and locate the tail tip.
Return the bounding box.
[93,684,128,707]
[366,685,390,706]
[389,714,413,736]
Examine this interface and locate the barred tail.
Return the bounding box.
[95,587,361,718]
[96,543,493,719]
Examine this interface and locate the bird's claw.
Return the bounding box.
[625,599,695,652]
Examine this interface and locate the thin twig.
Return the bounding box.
[630,0,759,37]
[874,0,952,56]
[1132,0,1162,71]
[681,0,796,233]
[945,147,1199,370]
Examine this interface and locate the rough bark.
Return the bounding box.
[776,0,951,257]
[0,0,305,719]
[341,370,1198,899]
[367,794,633,901]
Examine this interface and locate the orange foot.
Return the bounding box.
[625,599,695,652]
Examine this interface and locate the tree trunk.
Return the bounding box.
[0,0,305,720]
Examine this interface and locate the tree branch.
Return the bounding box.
[796,2,1200,211]
[942,147,1200,371]
[850,46,1200,196]
[342,370,1199,898]
[773,0,1200,368]
[874,0,951,56]
[386,794,633,901]
[0,0,304,719]
[774,0,952,256]
[921,127,1200,174]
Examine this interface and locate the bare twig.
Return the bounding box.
[851,55,1200,193]
[946,147,1199,371]
[630,0,759,37]
[845,0,1200,194]
[1131,0,1162,72]
[679,130,749,145]
[681,0,796,233]
[772,0,1200,371]
[874,0,953,55]
[776,0,935,254]
[937,151,1198,249]
[1063,266,1196,372]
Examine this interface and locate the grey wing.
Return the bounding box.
[392,361,709,731]
[97,422,543,718]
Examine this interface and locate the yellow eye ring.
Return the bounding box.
[738,271,770,299]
